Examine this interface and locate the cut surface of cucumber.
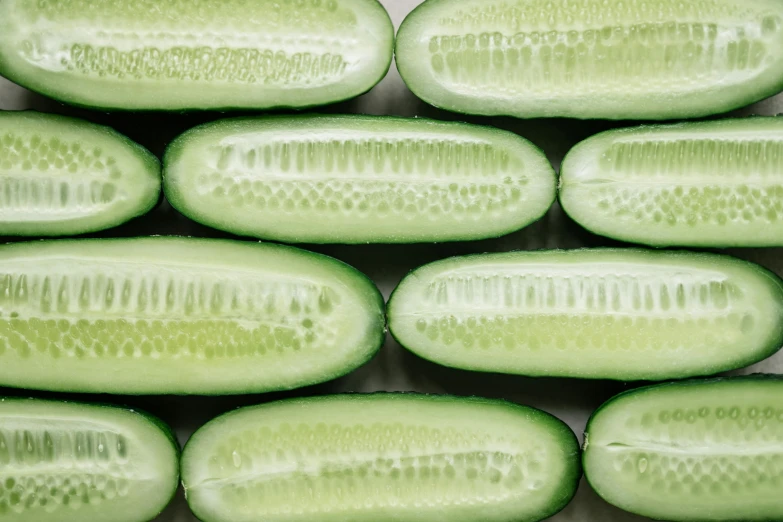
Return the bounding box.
[163,115,556,243]
[584,376,783,521]
[0,237,384,395]
[0,397,178,522]
[395,0,783,120]
[0,111,160,236]
[560,117,783,247]
[181,393,580,522]
[388,249,783,380]
[0,0,393,111]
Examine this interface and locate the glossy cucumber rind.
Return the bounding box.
[388,248,783,381]
[0,236,385,395]
[583,375,783,521]
[395,0,783,120]
[181,393,581,522]
[0,397,180,522]
[0,0,394,112]
[560,117,783,247]
[0,110,160,236]
[163,114,557,244]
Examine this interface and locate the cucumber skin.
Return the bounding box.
[181,392,582,522]
[0,110,161,236]
[387,248,783,381]
[162,114,557,244]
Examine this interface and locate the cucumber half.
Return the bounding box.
[0,237,384,395]
[163,115,557,244]
[0,397,178,522]
[0,0,393,111]
[181,393,580,522]
[560,117,783,247]
[584,375,783,521]
[388,249,783,381]
[0,110,159,236]
[395,0,783,120]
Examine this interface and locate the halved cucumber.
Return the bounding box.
[0,0,393,111]
[0,110,159,236]
[163,115,556,244]
[181,393,580,522]
[395,0,783,120]
[0,237,384,395]
[0,397,178,522]
[388,249,783,380]
[584,375,783,521]
[560,117,783,247]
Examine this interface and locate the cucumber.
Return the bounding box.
[181,393,580,522]
[163,115,557,244]
[0,237,384,395]
[584,375,783,521]
[0,0,393,111]
[388,249,783,381]
[0,110,159,236]
[0,397,178,522]
[395,0,783,120]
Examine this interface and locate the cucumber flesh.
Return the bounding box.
[0,0,393,111]
[181,394,580,522]
[0,237,384,395]
[584,376,783,521]
[0,110,160,236]
[395,0,783,120]
[163,115,556,244]
[388,249,783,381]
[0,397,178,522]
[560,117,783,247]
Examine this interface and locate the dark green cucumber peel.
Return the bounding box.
[0,236,385,395]
[163,114,557,244]
[388,248,783,381]
[181,393,581,522]
[584,375,783,521]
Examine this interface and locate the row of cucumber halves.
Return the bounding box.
[5,109,783,248]
[5,375,783,522]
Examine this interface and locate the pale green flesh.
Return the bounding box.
[584,377,783,521]
[560,117,783,247]
[0,111,159,236]
[395,0,783,120]
[163,115,556,243]
[0,237,384,395]
[0,398,178,522]
[181,394,580,522]
[388,249,783,380]
[0,0,393,111]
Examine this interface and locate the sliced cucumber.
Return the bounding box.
[0,0,393,111]
[388,249,783,381]
[560,117,783,247]
[0,110,159,236]
[0,397,178,522]
[395,0,783,120]
[163,115,556,244]
[584,375,783,521]
[0,237,384,395]
[181,393,580,522]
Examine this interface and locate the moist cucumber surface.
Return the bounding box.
[584,376,783,521]
[0,237,385,395]
[388,249,783,380]
[181,393,580,522]
[560,117,783,247]
[0,111,159,236]
[0,0,394,111]
[395,0,783,120]
[0,397,178,522]
[163,115,556,244]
